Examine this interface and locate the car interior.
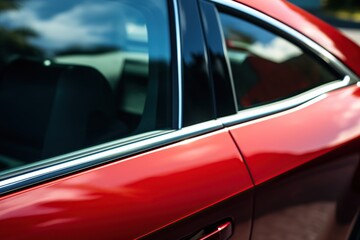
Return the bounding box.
[0,1,171,172]
[0,56,144,169]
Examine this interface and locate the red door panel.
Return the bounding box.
[0,129,253,240]
[141,190,253,240]
[230,85,360,185]
[229,85,360,239]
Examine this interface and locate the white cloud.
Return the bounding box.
[250,37,302,63]
[126,22,147,42]
[0,2,117,51]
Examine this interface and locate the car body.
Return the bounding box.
[0,0,359,239]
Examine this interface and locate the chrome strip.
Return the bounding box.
[221,76,351,126]
[206,0,359,126]
[209,0,360,83]
[173,0,183,129]
[0,130,168,178]
[0,120,223,195]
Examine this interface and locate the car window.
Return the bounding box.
[0,0,172,172]
[218,12,339,110]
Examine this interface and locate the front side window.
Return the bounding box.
[0,0,172,171]
[218,12,339,110]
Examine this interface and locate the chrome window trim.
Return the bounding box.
[220,76,351,126]
[0,120,223,195]
[210,0,360,83]
[0,130,168,178]
[173,0,183,129]
[208,0,359,126]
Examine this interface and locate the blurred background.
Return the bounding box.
[289,0,360,45]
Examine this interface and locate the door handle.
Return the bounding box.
[196,221,233,240]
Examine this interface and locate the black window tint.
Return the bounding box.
[0,0,172,171]
[179,0,215,126]
[219,13,338,110]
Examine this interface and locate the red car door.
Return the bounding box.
[0,127,253,239]
[200,0,360,239]
[0,0,254,239]
[229,85,360,240]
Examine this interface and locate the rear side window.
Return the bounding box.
[0,0,172,171]
[218,12,339,110]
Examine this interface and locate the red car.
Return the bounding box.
[0,0,359,239]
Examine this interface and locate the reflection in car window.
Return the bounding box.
[0,0,172,172]
[219,13,339,110]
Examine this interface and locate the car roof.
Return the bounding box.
[235,0,360,77]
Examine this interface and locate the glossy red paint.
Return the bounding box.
[229,84,360,239]
[141,190,253,239]
[0,130,253,240]
[229,84,360,185]
[237,0,360,77]
[251,149,360,240]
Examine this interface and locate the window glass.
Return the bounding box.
[219,13,338,110]
[0,0,172,171]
